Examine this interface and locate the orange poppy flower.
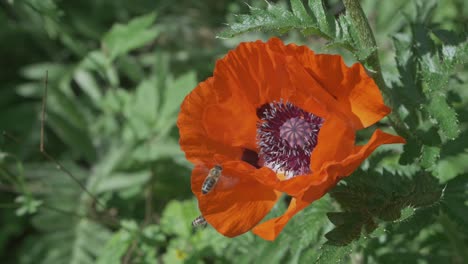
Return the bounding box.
[177,38,405,240]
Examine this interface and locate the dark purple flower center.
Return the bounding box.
[256,101,324,178]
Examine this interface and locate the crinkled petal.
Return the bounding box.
[177,78,253,163]
[252,183,329,240]
[192,161,281,237]
[179,38,405,241]
[254,115,356,197]
[213,40,298,107]
[323,129,406,181]
[273,38,391,129]
[253,129,405,240]
[310,115,356,173]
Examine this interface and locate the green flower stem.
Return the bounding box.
[343,0,411,139]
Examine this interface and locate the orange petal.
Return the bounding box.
[253,129,405,240]
[213,39,301,109]
[193,161,281,237]
[278,38,391,129]
[178,78,249,163]
[252,181,330,240]
[310,114,356,174]
[323,129,406,181]
[252,116,356,197]
[203,99,257,151]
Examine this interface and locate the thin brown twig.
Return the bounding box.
[122,240,138,264]
[41,204,89,219]
[0,183,20,194]
[144,173,155,225]
[40,71,48,152]
[2,131,21,144]
[38,71,107,211]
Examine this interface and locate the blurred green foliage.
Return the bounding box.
[0,0,467,263]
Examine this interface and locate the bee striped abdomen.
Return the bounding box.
[201,164,222,195]
[192,215,207,228]
[201,177,217,194]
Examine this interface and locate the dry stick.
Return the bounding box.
[1,78,123,229]
[0,134,125,229]
[36,72,143,231]
[122,240,139,264]
[144,173,155,225]
[40,71,48,153]
[4,72,150,240]
[39,71,108,211]
[0,182,107,225]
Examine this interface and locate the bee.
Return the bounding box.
[201,164,223,194]
[191,215,207,228]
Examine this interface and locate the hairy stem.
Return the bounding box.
[343,0,411,139]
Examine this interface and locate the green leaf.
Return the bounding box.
[291,0,314,24]
[80,51,119,87]
[20,62,65,81]
[15,195,43,216]
[308,0,335,36]
[329,170,442,245]
[217,1,325,38]
[73,69,102,105]
[132,78,160,126]
[435,151,468,183]
[426,95,460,140]
[441,174,468,231]
[419,43,464,141]
[102,13,160,60]
[325,212,376,246]
[420,145,440,170]
[20,0,63,21]
[315,243,353,264]
[95,171,151,194]
[156,71,197,132]
[131,139,185,163]
[46,111,96,160]
[160,200,199,238]
[96,231,131,264]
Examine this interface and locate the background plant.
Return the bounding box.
[0,0,467,263]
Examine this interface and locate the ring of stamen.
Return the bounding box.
[256,101,324,178]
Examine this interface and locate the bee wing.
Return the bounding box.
[214,173,240,192]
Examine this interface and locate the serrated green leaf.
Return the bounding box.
[73,69,102,105]
[315,243,353,264]
[291,0,314,23]
[308,0,335,36]
[435,151,468,183]
[398,206,417,222]
[325,212,376,246]
[329,171,442,245]
[391,205,439,238]
[102,13,160,60]
[420,145,440,170]
[218,0,325,39]
[441,174,468,231]
[426,95,460,140]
